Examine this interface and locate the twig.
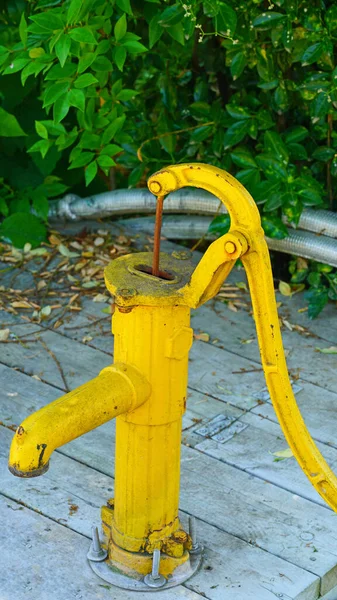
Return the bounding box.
[137,122,214,162]
[64,316,110,331]
[327,113,334,210]
[39,339,70,392]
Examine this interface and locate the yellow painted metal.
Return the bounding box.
[9,160,337,586]
[147,162,337,513]
[109,304,193,566]
[8,363,150,477]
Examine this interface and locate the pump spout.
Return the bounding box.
[8,363,150,478]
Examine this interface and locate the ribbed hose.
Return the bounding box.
[48,189,337,267]
[117,214,337,268]
[49,189,337,238]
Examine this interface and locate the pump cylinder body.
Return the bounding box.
[111,304,193,555]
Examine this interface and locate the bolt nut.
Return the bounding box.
[117,288,137,298]
[225,241,236,254]
[149,181,162,194]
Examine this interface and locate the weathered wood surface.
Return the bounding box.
[1,220,337,599]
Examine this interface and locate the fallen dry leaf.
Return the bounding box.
[279,281,292,297]
[316,346,337,354]
[273,448,293,460]
[194,332,210,342]
[11,301,31,309]
[0,329,10,341]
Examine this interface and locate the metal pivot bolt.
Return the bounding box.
[87,526,108,562]
[144,549,167,588]
[189,516,201,555]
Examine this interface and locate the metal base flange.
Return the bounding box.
[88,549,203,591]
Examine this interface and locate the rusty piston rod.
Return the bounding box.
[152,195,164,277]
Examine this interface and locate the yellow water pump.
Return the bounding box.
[8,163,337,591]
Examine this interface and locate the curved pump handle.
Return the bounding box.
[148,163,337,513]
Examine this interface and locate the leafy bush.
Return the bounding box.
[0,0,336,313]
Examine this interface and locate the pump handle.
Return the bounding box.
[148,163,337,512]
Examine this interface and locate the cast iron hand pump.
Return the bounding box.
[8,164,337,591]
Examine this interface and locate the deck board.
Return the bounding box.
[1,220,337,599]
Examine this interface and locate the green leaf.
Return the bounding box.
[216,2,237,35]
[223,121,250,149]
[312,146,335,162]
[159,4,184,27]
[3,58,30,74]
[67,0,82,24]
[191,125,213,142]
[32,192,49,220]
[301,42,324,66]
[19,12,28,47]
[262,216,288,239]
[113,46,127,71]
[284,126,308,144]
[45,62,77,80]
[30,12,64,31]
[29,47,46,59]
[68,88,85,112]
[264,131,289,164]
[97,155,116,168]
[0,197,8,217]
[287,143,308,161]
[69,27,97,44]
[0,213,47,249]
[92,56,113,71]
[0,107,26,137]
[208,214,231,236]
[235,168,260,191]
[226,104,250,120]
[230,52,246,80]
[100,144,123,156]
[43,81,69,107]
[74,73,98,88]
[304,287,329,319]
[69,151,95,169]
[264,192,283,212]
[252,12,285,28]
[101,115,126,144]
[230,147,257,168]
[28,139,50,158]
[35,121,48,139]
[310,92,328,120]
[78,52,96,74]
[167,22,185,45]
[55,34,71,67]
[85,160,98,186]
[116,89,138,101]
[256,155,287,181]
[116,0,133,15]
[114,13,127,41]
[122,40,148,53]
[149,14,163,48]
[53,95,70,123]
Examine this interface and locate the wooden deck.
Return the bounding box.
[1,218,337,600]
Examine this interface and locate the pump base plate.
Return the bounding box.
[88,549,203,591]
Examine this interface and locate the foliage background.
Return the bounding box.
[0,0,337,316]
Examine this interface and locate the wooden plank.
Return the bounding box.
[0,496,201,600]
[192,410,337,509]
[192,300,337,394]
[0,429,320,600]
[0,321,112,391]
[0,319,265,411]
[1,366,336,595]
[250,383,337,449]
